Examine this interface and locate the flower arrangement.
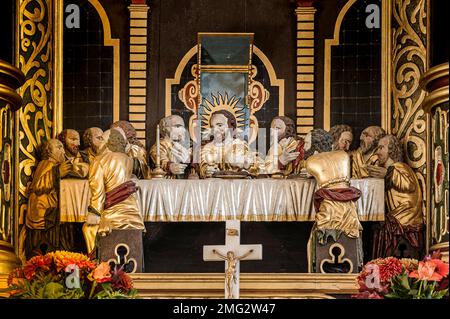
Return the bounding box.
[353,251,449,299]
[2,251,139,299]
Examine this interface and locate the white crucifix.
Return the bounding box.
[203,220,262,299]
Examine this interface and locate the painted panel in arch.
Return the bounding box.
[200,72,249,140]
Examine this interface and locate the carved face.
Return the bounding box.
[336,131,353,151]
[360,127,377,154]
[89,128,104,155]
[49,140,66,163]
[270,118,286,141]
[376,136,390,166]
[304,132,312,152]
[168,116,186,143]
[64,129,81,157]
[211,113,230,142]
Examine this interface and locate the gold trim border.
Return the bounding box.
[165,46,284,117]
[323,0,390,131]
[0,273,357,298]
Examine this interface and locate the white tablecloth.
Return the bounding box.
[59,178,384,222]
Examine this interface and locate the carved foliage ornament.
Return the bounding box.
[17,0,54,260]
[391,0,427,215]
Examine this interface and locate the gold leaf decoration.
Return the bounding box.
[391,0,428,215]
[17,0,53,261]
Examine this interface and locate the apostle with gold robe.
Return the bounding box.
[305,150,363,272]
[80,127,105,164]
[82,129,145,254]
[350,126,386,178]
[111,120,149,179]
[149,115,193,178]
[199,110,254,178]
[370,134,424,259]
[24,139,77,258]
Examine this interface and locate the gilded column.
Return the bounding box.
[391,0,429,236]
[420,63,449,262]
[128,0,149,146]
[0,60,24,274]
[295,0,316,136]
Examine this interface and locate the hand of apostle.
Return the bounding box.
[172,142,190,163]
[169,162,188,175]
[366,164,388,178]
[206,165,219,176]
[279,150,300,166]
[59,160,73,178]
[86,212,101,225]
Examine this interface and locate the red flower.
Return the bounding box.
[23,255,53,280]
[378,257,403,282]
[110,266,133,292]
[91,262,112,283]
[409,259,449,282]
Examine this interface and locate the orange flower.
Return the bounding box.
[91,262,112,283]
[49,251,96,272]
[409,259,449,282]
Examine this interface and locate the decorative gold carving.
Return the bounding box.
[420,63,449,113]
[16,0,54,262]
[167,46,284,118]
[324,0,390,131]
[391,0,428,225]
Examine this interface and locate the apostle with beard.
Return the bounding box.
[24,139,75,258]
[80,127,105,164]
[265,116,305,175]
[350,126,386,179]
[329,124,353,152]
[370,134,424,259]
[149,115,193,178]
[58,129,89,178]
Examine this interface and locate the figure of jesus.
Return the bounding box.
[212,249,254,299]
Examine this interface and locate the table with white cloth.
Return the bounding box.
[59,178,384,223]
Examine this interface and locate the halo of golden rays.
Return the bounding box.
[200,92,246,130]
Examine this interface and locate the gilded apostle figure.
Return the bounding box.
[111,120,149,179]
[149,115,193,178]
[24,139,77,258]
[265,116,305,175]
[82,128,145,254]
[306,150,363,272]
[80,127,105,164]
[350,126,386,179]
[58,129,90,178]
[371,134,424,259]
[200,110,253,178]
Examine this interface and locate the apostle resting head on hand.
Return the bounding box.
[371,134,424,259]
[350,125,386,179]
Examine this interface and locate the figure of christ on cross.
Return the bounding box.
[212,249,255,299]
[203,220,262,299]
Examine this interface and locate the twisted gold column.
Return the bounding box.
[0,59,25,274]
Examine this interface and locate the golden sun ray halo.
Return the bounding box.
[200,92,247,130]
